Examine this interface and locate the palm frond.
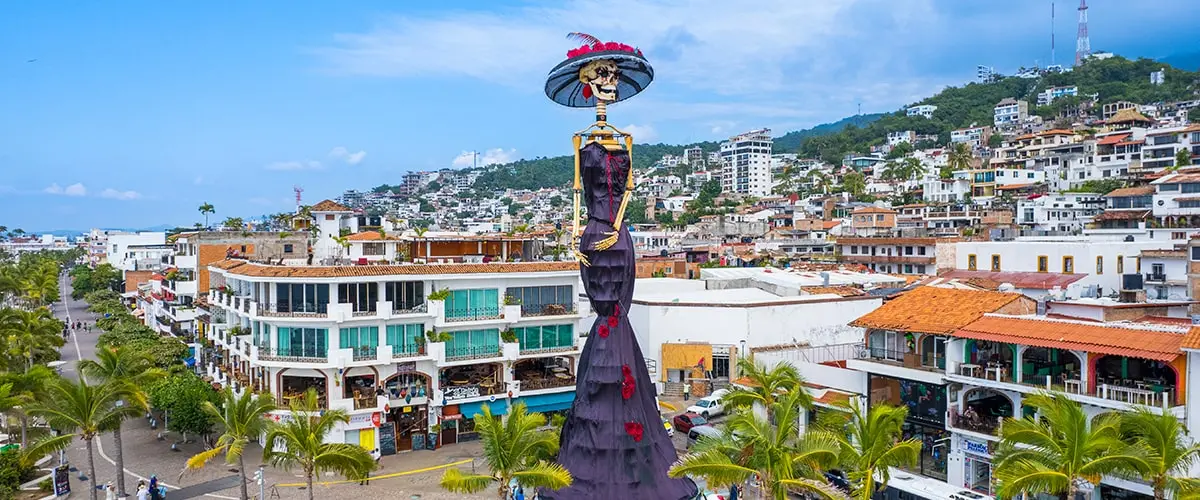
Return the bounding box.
[440,467,494,494]
[778,477,852,500]
[668,449,757,488]
[185,444,227,470]
[510,461,573,491]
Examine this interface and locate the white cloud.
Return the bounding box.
[451,148,517,168]
[265,160,323,171]
[621,124,656,142]
[99,188,142,201]
[44,183,87,196]
[329,146,367,165]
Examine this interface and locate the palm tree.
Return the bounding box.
[187,388,277,500]
[262,389,375,500]
[1,365,54,447]
[670,390,847,500]
[993,392,1148,499]
[222,217,245,230]
[947,142,973,175]
[20,264,59,305]
[79,347,166,498]
[1118,408,1200,500]
[0,307,65,370]
[439,403,571,499]
[30,377,141,500]
[823,399,921,500]
[199,202,215,229]
[723,358,806,420]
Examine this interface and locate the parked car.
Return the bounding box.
[672,411,708,433]
[687,395,725,419]
[663,416,675,437]
[686,425,723,449]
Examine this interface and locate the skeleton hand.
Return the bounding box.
[573,248,591,267]
[591,231,619,251]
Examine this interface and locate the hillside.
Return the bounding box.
[799,56,1200,165]
[473,114,884,192]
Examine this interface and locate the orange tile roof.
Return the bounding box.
[209,259,577,278]
[1182,327,1200,350]
[852,206,896,214]
[1105,185,1154,197]
[345,231,398,241]
[1093,209,1151,221]
[802,286,867,297]
[1039,129,1075,136]
[821,221,841,230]
[996,183,1036,191]
[849,286,1027,335]
[310,199,352,212]
[956,315,1184,362]
[1096,133,1131,146]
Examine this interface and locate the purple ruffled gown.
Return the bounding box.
[543,142,698,499]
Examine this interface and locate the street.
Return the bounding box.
[53,275,495,500]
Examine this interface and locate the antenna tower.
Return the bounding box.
[1051,1,1055,66]
[1075,0,1090,66]
[293,185,304,208]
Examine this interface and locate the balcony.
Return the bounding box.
[258,303,328,319]
[444,345,502,361]
[258,346,328,363]
[391,343,427,359]
[1144,273,1168,283]
[393,302,428,315]
[863,346,944,373]
[349,346,377,362]
[444,307,502,323]
[949,407,1004,437]
[521,302,577,318]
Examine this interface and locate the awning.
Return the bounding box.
[515,391,576,414]
[458,400,509,419]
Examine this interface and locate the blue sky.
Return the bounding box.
[1,0,1197,231]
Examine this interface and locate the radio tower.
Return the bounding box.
[293,185,304,208]
[1075,0,1090,66]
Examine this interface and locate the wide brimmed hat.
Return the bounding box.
[545,37,654,108]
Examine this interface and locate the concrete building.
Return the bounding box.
[950,126,992,148]
[849,207,897,237]
[838,237,957,275]
[1141,248,1188,301]
[684,146,705,167]
[202,258,585,454]
[1015,193,1104,233]
[992,98,1028,129]
[954,239,1175,295]
[719,128,774,197]
[106,232,167,272]
[1035,86,1078,106]
[922,177,972,204]
[907,105,938,119]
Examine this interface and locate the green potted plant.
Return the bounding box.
[501,328,518,344]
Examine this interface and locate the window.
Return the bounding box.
[1192,247,1200,261]
[385,324,423,355]
[1095,256,1103,274]
[918,246,927,256]
[339,326,379,357]
[1160,183,1180,192]
[1062,256,1074,274]
[240,245,247,253]
[506,285,574,315]
[991,254,1001,272]
[338,283,378,313]
[276,327,328,358]
[1136,257,1142,273]
[868,330,908,360]
[325,214,335,220]
[445,328,500,359]
[274,283,330,314]
[1173,232,1187,240]
[385,281,425,311]
[850,245,858,255]
[1151,263,1165,278]
[905,246,914,255]
[363,242,386,256]
[967,254,977,271]
[1037,255,1049,273]
[1116,256,1124,274]
[283,244,294,254]
[514,324,574,351]
[875,214,884,221]
[445,289,500,320]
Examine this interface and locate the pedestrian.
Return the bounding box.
[105,481,116,500]
[136,481,149,500]
[515,485,525,500]
[149,475,163,500]
[682,382,690,401]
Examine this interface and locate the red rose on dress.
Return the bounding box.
[607,315,618,327]
[597,324,609,338]
[621,364,635,399]
[614,303,621,315]
[625,421,644,442]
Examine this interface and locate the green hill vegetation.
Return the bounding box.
[799,56,1200,165]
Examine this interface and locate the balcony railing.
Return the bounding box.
[519,343,577,355]
[518,373,576,391]
[444,307,502,323]
[350,346,377,361]
[391,343,426,358]
[864,346,944,371]
[258,346,328,363]
[258,304,328,318]
[393,302,428,315]
[444,345,502,361]
[1145,273,1168,283]
[949,408,1003,436]
[521,303,576,317]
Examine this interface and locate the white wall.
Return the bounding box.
[107,232,167,271]
[954,240,1174,293]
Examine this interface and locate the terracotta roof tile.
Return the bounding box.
[310,199,353,212]
[209,259,577,278]
[1182,327,1200,350]
[1105,186,1154,197]
[849,286,1027,335]
[939,270,1087,290]
[956,315,1184,362]
[1093,209,1151,221]
[345,231,398,241]
[852,206,896,214]
[1096,133,1131,146]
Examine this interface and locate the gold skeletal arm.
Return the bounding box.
[592,135,635,251]
[570,135,590,266]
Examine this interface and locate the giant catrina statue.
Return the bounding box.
[541,33,699,499]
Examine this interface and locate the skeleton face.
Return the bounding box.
[579,59,619,102]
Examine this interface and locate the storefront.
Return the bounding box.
[456,398,511,442]
[385,403,428,454]
[961,438,993,495]
[868,375,948,480]
[342,411,382,453]
[514,391,575,415]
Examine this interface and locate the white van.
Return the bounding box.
[686,425,722,449]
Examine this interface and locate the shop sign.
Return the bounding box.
[444,385,481,401]
[402,406,413,413]
[396,361,417,374]
[443,413,463,421]
[371,412,382,428]
[348,412,377,428]
[964,439,989,456]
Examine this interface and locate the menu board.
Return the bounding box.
[54,465,70,496]
[379,423,396,456]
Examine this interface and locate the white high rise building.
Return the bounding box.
[719,128,773,196]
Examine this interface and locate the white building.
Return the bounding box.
[106,232,167,272]
[993,98,1028,128]
[887,131,916,146]
[950,126,991,148]
[1140,248,1188,300]
[1036,86,1078,106]
[203,257,586,454]
[1015,193,1104,233]
[720,128,774,197]
[907,105,938,119]
[954,239,1174,295]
